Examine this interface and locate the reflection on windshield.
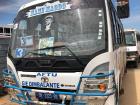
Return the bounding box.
[125,32,136,46]
[11,1,106,58]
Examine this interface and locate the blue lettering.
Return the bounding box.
[49,83,54,88]
[50,6,54,12]
[45,6,50,12]
[36,73,57,77]
[22,81,28,86]
[59,4,63,10]
[52,73,57,77]
[54,5,59,10]
[37,73,45,77]
[26,82,60,88]
[38,8,42,14]
[30,10,34,17]
[47,73,51,76]
[27,2,70,18]
[62,3,66,9]
[29,82,33,86]
[41,8,44,13]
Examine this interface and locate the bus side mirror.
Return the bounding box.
[117,0,130,19]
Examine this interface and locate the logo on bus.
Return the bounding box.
[36,72,57,77]
[41,76,49,83]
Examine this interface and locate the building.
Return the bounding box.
[0,24,13,36]
[0,25,12,93]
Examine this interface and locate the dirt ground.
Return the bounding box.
[0,95,17,105]
[0,66,140,105]
[120,66,140,105]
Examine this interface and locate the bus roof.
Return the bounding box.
[19,0,51,11]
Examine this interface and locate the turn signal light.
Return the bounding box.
[98,84,106,91]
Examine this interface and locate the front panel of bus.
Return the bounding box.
[6,0,118,104]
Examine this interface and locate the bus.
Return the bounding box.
[125,29,140,67]
[3,0,129,105]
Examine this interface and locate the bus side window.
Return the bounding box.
[116,18,125,46]
[108,0,123,50]
[108,1,119,49]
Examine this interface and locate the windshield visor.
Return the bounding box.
[125,31,136,46]
[11,0,107,58]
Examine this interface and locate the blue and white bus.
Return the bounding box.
[4,0,129,105]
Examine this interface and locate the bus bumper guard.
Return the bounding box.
[2,69,116,105]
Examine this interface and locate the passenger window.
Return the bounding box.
[108,0,124,50]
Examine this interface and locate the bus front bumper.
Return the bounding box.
[3,70,116,105]
[127,55,138,61]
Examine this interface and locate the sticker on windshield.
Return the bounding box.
[45,15,54,32]
[54,51,62,56]
[99,29,103,32]
[98,10,103,17]
[98,36,102,40]
[39,37,54,56]
[39,37,54,49]
[15,48,25,58]
[99,24,103,28]
[20,36,33,46]
[98,14,102,17]
[26,1,72,18]
[98,32,102,36]
[99,21,103,25]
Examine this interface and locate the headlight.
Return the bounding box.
[84,63,110,92]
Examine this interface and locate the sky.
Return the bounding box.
[0,0,140,30]
[0,0,33,25]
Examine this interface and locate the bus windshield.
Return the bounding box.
[11,0,106,58]
[125,31,136,46]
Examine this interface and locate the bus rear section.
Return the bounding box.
[3,0,128,105]
[125,29,140,67]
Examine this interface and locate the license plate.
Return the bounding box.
[36,92,61,102]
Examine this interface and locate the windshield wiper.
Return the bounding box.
[23,45,85,67]
[40,45,85,67]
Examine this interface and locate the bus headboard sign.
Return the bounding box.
[26,1,72,18]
